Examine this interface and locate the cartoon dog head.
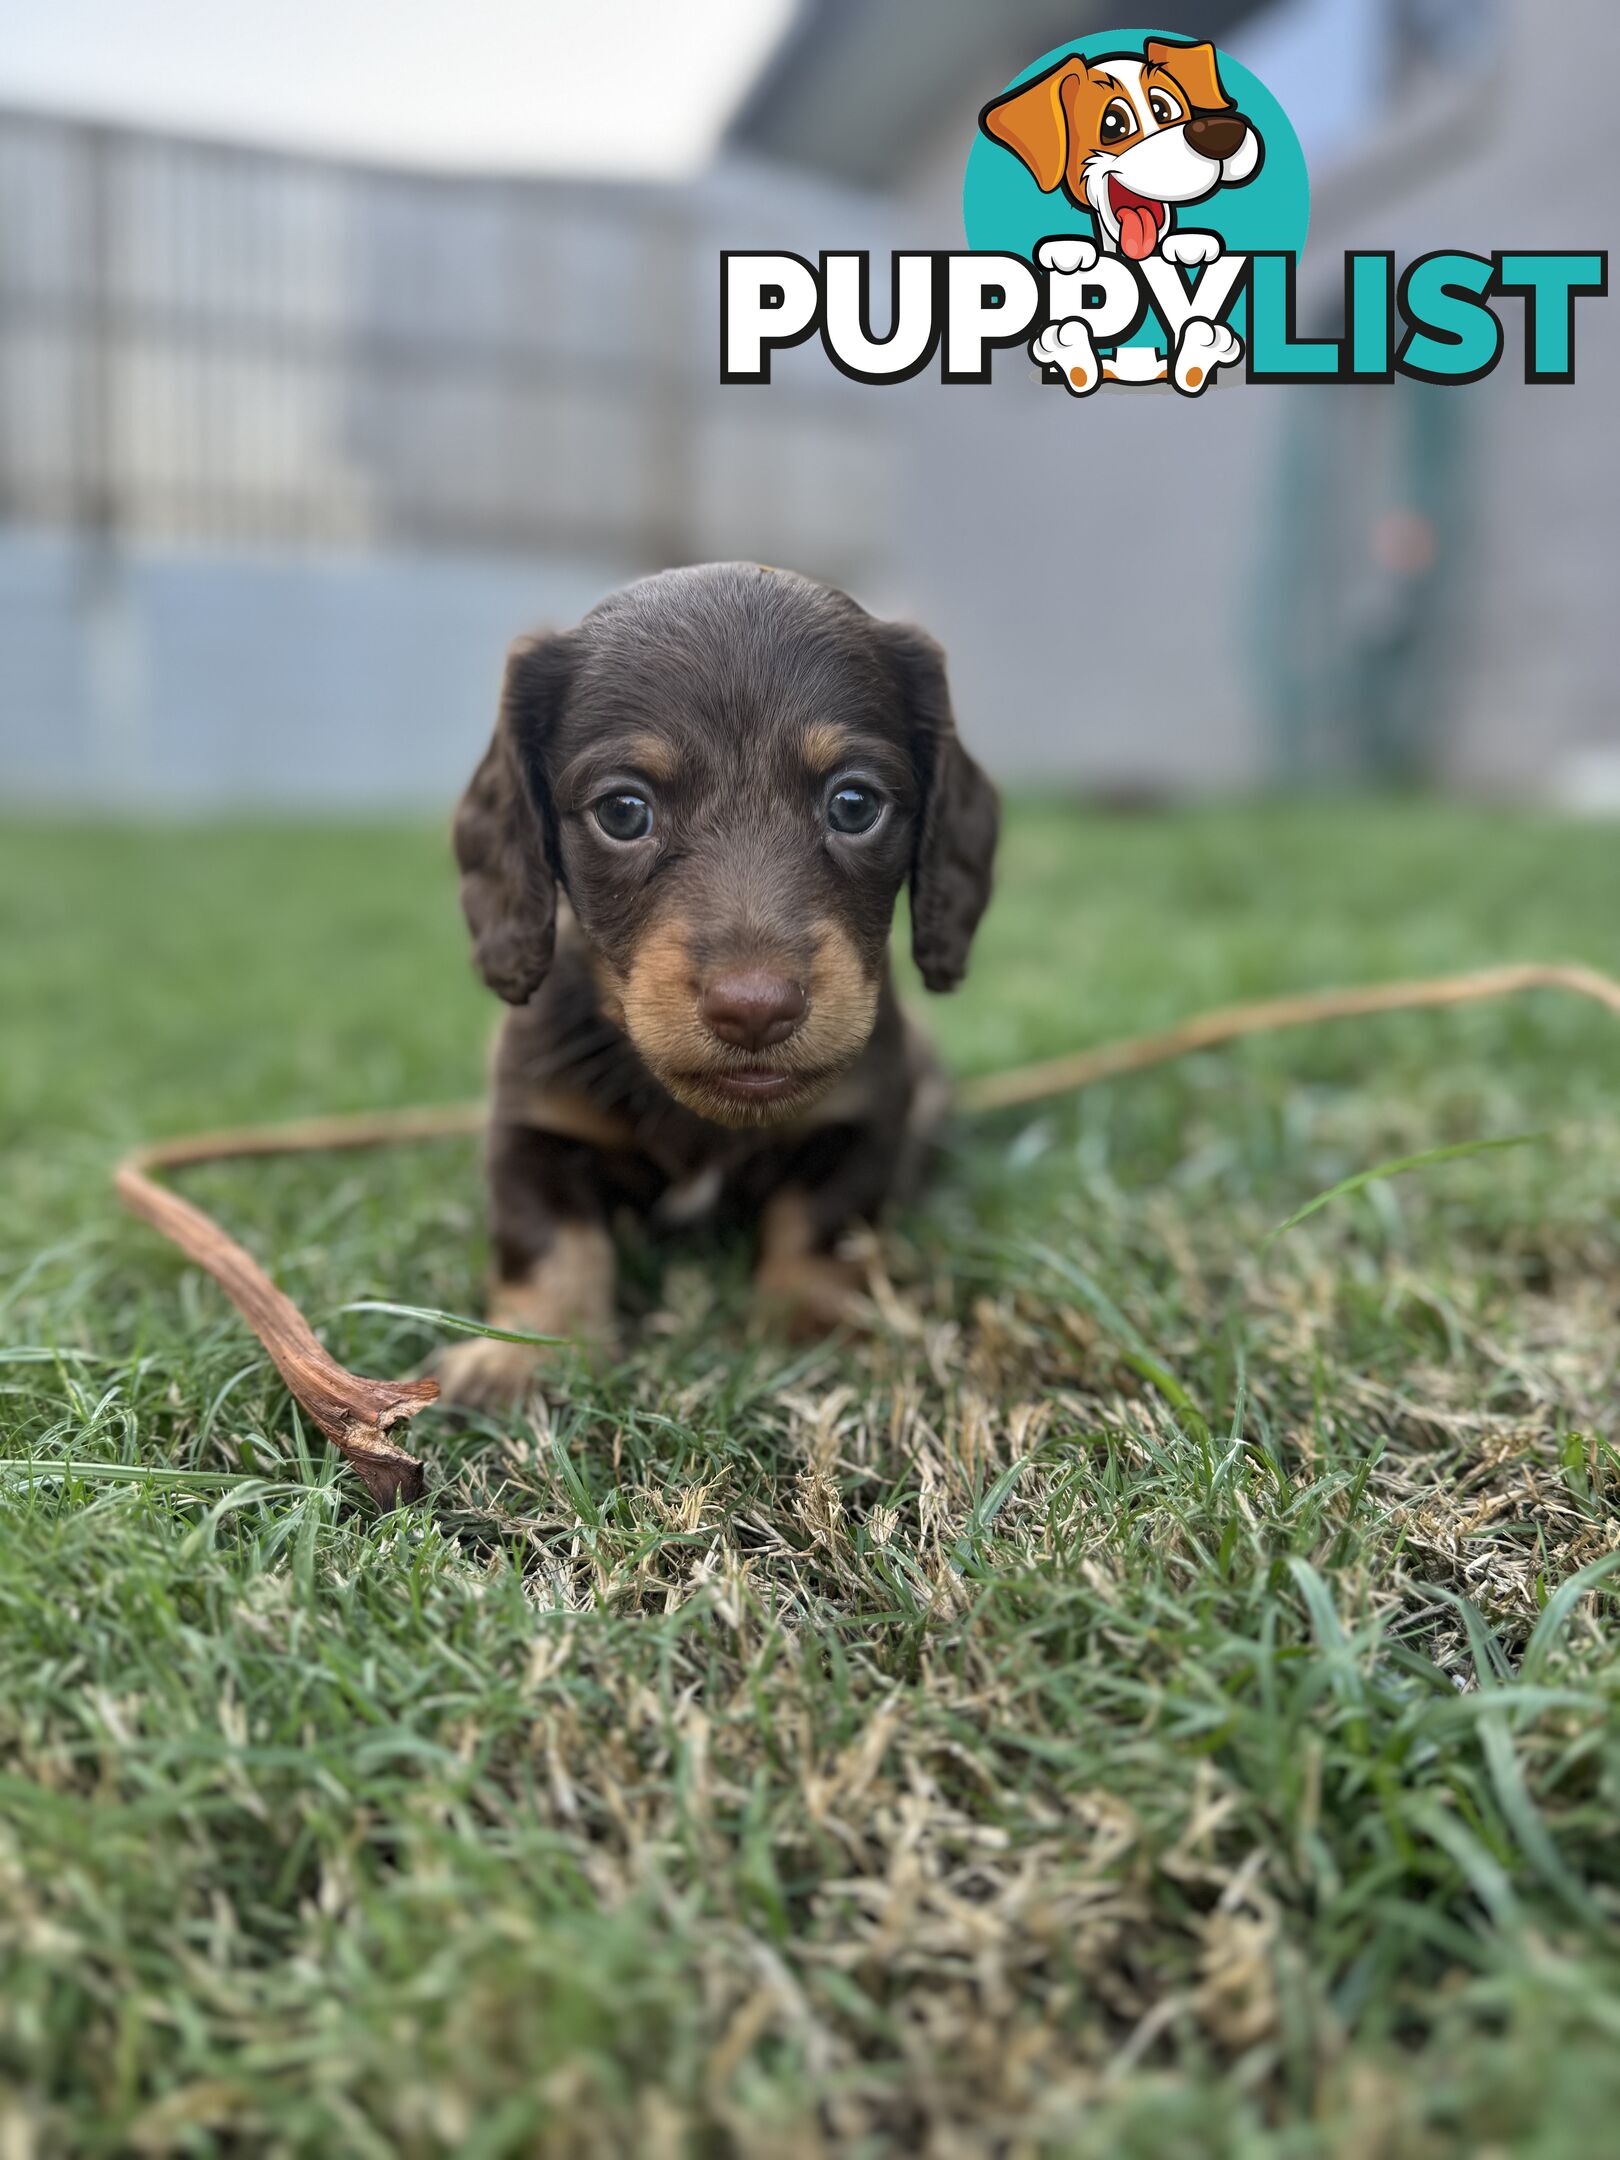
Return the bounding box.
[980,37,1262,261]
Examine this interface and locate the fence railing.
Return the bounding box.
[0,108,884,570]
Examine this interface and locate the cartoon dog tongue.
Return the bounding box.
[1117,200,1160,260]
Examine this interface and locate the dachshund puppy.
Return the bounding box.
[438,562,998,1407]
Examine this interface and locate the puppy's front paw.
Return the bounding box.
[1173,316,1242,395]
[1160,229,1223,267]
[434,1333,550,1412]
[755,1253,872,1343]
[1036,235,1099,275]
[1031,315,1102,397]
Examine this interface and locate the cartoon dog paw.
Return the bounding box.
[1035,238,1105,326]
[1036,236,1099,276]
[1172,316,1242,395]
[1160,229,1224,268]
[1031,314,1102,397]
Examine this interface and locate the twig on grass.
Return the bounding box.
[115,1107,484,1506]
[957,961,1620,1113]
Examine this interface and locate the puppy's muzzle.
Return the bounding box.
[700,970,807,1053]
[1185,111,1248,162]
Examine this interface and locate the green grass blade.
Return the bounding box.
[1263,1133,1546,1247]
[1522,1549,1620,1679]
[1023,1241,1199,1415]
[343,1299,562,1346]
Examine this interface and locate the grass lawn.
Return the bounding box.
[3,800,1619,2157]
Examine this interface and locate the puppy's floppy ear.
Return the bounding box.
[453,631,572,1005]
[881,622,999,994]
[979,56,1086,194]
[1144,37,1233,112]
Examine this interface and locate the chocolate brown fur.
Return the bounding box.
[440,562,997,1403]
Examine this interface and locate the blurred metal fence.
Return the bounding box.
[0,107,885,572]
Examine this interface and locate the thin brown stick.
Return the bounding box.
[124,1100,488,1171]
[114,1106,483,1507]
[957,962,1620,1114]
[116,964,1620,1505]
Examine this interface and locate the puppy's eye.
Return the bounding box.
[1148,89,1181,125]
[593,791,653,842]
[827,784,883,836]
[1100,98,1136,144]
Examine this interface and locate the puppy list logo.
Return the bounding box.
[721,25,1606,399]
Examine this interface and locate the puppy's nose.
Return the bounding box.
[700,971,806,1052]
[1185,111,1248,162]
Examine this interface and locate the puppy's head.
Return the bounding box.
[454,564,998,1128]
[980,39,1261,258]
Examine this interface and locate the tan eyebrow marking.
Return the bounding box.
[624,734,681,784]
[1090,70,1121,90]
[800,721,852,774]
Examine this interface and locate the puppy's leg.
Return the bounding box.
[437,1124,616,1410]
[755,1189,872,1340]
[753,1117,910,1340]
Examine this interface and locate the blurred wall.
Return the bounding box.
[0,117,889,807]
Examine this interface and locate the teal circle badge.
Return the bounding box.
[964,24,1309,342]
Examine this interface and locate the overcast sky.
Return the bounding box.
[0,0,796,175]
